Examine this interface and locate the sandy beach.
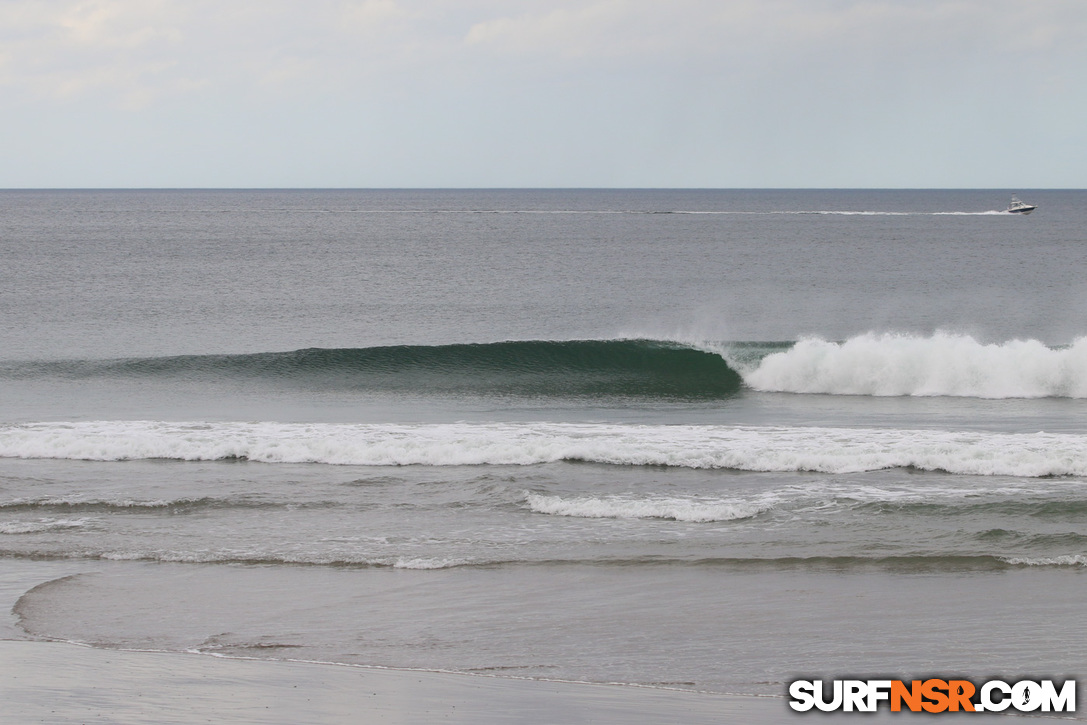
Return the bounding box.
[3,562,1079,724]
[0,562,790,724]
[1,640,785,725]
[4,638,1072,724]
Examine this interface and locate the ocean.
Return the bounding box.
[1,189,1084,702]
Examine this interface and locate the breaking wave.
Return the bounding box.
[999,555,1087,567]
[742,333,1087,398]
[3,421,1086,476]
[6,333,1087,400]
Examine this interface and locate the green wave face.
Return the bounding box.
[14,340,745,400]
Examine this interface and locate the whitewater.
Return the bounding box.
[2,420,1085,477]
[737,332,1087,398]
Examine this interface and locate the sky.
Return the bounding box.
[1,0,1085,188]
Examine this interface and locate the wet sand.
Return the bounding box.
[2,640,1065,724]
[2,561,1079,724]
[0,640,780,724]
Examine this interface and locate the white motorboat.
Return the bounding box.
[1007,196,1036,214]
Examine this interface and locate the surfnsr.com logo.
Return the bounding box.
[788,679,1076,713]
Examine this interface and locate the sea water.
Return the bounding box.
[1,189,1084,698]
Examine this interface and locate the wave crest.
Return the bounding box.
[0,518,89,535]
[1000,555,1087,567]
[3,340,742,400]
[525,493,769,522]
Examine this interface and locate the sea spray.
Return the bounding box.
[744,333,1087,398]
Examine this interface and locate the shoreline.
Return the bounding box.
[4,560,1085,722]
[1,639,1066,724]
[0,639,781,724]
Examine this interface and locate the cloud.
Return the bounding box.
[0,1,189,105]
[0,0,422,104]
[0,0,1084,186]
[463,1,656,59]
[2,0,1084,105]
[460,0,1086,71]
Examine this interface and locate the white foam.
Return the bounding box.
[772,480,1067,505]
[743,332,1087,398]
[525,493,768,522]
[2,420,1087,477]
[98,551,149,561]
[1000,555,1087,567]
[3,496,189,509]
[0,518,89,534]
[392,557,472,569]
[92,549,475,568]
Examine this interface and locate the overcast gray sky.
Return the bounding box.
[1,0,1084,188]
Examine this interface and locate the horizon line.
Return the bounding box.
[0,187,1079,192]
